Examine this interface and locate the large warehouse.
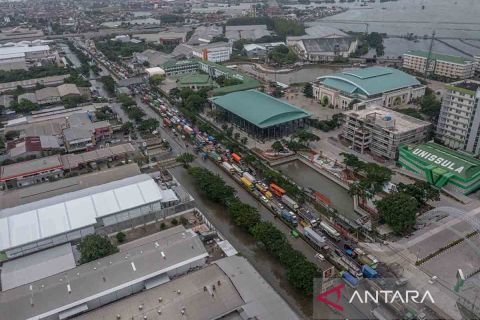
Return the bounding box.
[0,174,183,258]
[398,143,480,195]
[209,90,311,139]
[312,67,426,109]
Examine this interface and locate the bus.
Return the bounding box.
[269,183,286,197]
[320,221,341,241]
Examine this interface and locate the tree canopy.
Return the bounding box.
[376,192,418,234]
[78,234,118,264]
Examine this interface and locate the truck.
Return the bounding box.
[269,183,286,197]
[281,195,299,211]
[341,271,359,287]
[231,153,241,162]
[222,162,234,173]
[231,163,243,175]
[341,256,362,278]
[209,152,221,162]
[264,191,273,199]
[361,264,378,279]
[255,183,267,193]
[281,210,298,226]
[183,125,193,135]
[344,244,357,258]
[163,118,171,127]
[320,221,341,241]
[242,172,256,184]
[358,254,378,269]
[240,177,253,190]
[303,227,326,248]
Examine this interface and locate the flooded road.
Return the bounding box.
[170,163,315,319]
[274,160,358,222]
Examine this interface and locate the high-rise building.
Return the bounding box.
[436,80,480,155]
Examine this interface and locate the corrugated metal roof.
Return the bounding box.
[0,174,177,251]
[318,67,422,97]
[209,90,310,128]
[0,45,49,56]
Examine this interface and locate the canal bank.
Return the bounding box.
[170,164,314,319]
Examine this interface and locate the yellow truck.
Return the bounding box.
[241,177,253,190]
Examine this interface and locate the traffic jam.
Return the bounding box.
[142,89,379,287]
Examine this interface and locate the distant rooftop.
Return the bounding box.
[0,45,50,57]
[448,80,480,94]
[210,90,311,128]
[0,155,63,181]
[404,50,474,65]
[317,67,422,97]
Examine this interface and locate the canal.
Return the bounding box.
[274,160,359,222]
[170,164,314,319]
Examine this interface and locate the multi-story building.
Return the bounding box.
[192,42,232,62]
[475,55,480,73]
[403,50,476,80]
[313,67,426,110]
[436,80,480,155]
[342,105,431,159]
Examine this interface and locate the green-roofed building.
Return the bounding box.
[178,73,215,91]
[312,67,426,110]
[398,143,480,195]
[209,90,311,139]
[403,50,476,80]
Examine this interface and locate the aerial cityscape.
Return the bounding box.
[0,0,480,319]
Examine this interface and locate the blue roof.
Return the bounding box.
[318,67,421,97]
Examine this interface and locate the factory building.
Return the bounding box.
[0,174,185,258]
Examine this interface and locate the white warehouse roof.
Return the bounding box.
[145,66,165,77]
[0,174,177,252]
[0,45,50,57]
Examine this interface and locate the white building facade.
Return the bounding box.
[436,80,480,155]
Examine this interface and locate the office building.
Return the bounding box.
[436,80,480,155]
[403,50,476,80]
[313,67,426,109]
[342,105,431,159]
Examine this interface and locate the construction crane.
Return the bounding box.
[424,30,436,80]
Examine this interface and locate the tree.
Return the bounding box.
[149,74,165,86]
[341,153,364,171]
[303,83,313,98]
[116,231,126,243]
[234,132,240,140]
[397,181,440,208]
[376,192,418,235]
[100,75,115,94]
[5,130,20,141]
[176,152,195,168]
[272,140,285,154]
[137,118,159,134]
[121,121,134,134]
[419,93,441,120]
[321,96,329,107]
[169,87,181,99]
[240,137,248,145]
[293,130,319,146]
[227,200,261,232]
[78,234,118,264]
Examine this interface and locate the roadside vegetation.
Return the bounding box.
[188,166,320,295]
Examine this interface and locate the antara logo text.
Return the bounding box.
[316,284,435,312]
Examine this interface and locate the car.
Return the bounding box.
[395,277,408,287]
[291,230,299,238]
[315,253,325,261]
[260,196,269,203]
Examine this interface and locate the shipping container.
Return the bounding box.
[269,183,286,197]
[240,177,253,189]
[281,195,299,211]
[222,162,234,172]
[242,172,256,184]
[231,153,241,162]
[362,265,378,278]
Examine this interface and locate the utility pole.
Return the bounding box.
[424,30,436,80]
